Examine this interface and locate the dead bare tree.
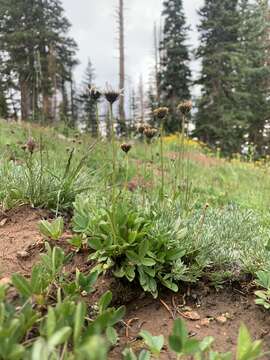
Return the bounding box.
[154,22,161,104]
[138,75,145,122]
[117,0,126,135]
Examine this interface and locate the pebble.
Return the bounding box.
[16,250,29,259]
[216,315,227,324]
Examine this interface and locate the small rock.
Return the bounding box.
[16,250,30,260]
[0,218,7,227]
[200,318,211,327]
[216,315,227,324]
[183,306,192,311]
[183,311,201,321]
[224,312,234,320]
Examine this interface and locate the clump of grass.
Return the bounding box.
[0,138,96,212]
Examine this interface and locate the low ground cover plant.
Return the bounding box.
[0,243,125,359]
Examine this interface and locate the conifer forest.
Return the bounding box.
[1,1,270,359]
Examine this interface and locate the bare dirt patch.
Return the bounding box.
[0,205,50,278]
[167,151,224,167]
[111,285,270,359]
[1,206,269,358]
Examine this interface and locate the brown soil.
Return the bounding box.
[111,285,270,359]
[0,206,137,305]
[0,205,51,278]
[1,206,270,359]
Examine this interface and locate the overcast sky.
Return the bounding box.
[62,0,204,92]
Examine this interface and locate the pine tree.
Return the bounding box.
[0,54,9,119]
[0,87,8,119]
[159,0,191,133]
[195,0,250,154]
[128,88,137,135]
[0,0,77,122]
[79,60,98,136]
[240,0,270,155]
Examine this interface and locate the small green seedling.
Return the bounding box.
[39,217,64,240]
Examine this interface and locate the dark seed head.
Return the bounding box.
[144,128,158,140]
[178,100,192,115]
[26,138,36,154]
[120,143,132,153]
[137,123,150,134]
[88,86,102,102]
[153,107,169,120]
[104,88,121,104]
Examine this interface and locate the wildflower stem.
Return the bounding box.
[125,153,129,190]
[160,124,165,200]
[95,103,100,139]
[150,142,154,187]
[180,114,186,181]
[39,134,43,199]
[109,103,117,203]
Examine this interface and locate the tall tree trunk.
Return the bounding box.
[60,79,69,124]
[19,75,30,121]
[138,75,145,122]
[43,95,52,122]
[154,22,160,104]
[118,0,126,135]
[48,45,57,122]
[40,46,53,123]
[70,70,76,128]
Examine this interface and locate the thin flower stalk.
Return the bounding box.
[120,143,132,190]
[153,107,169,201]
[109,103,117,202]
